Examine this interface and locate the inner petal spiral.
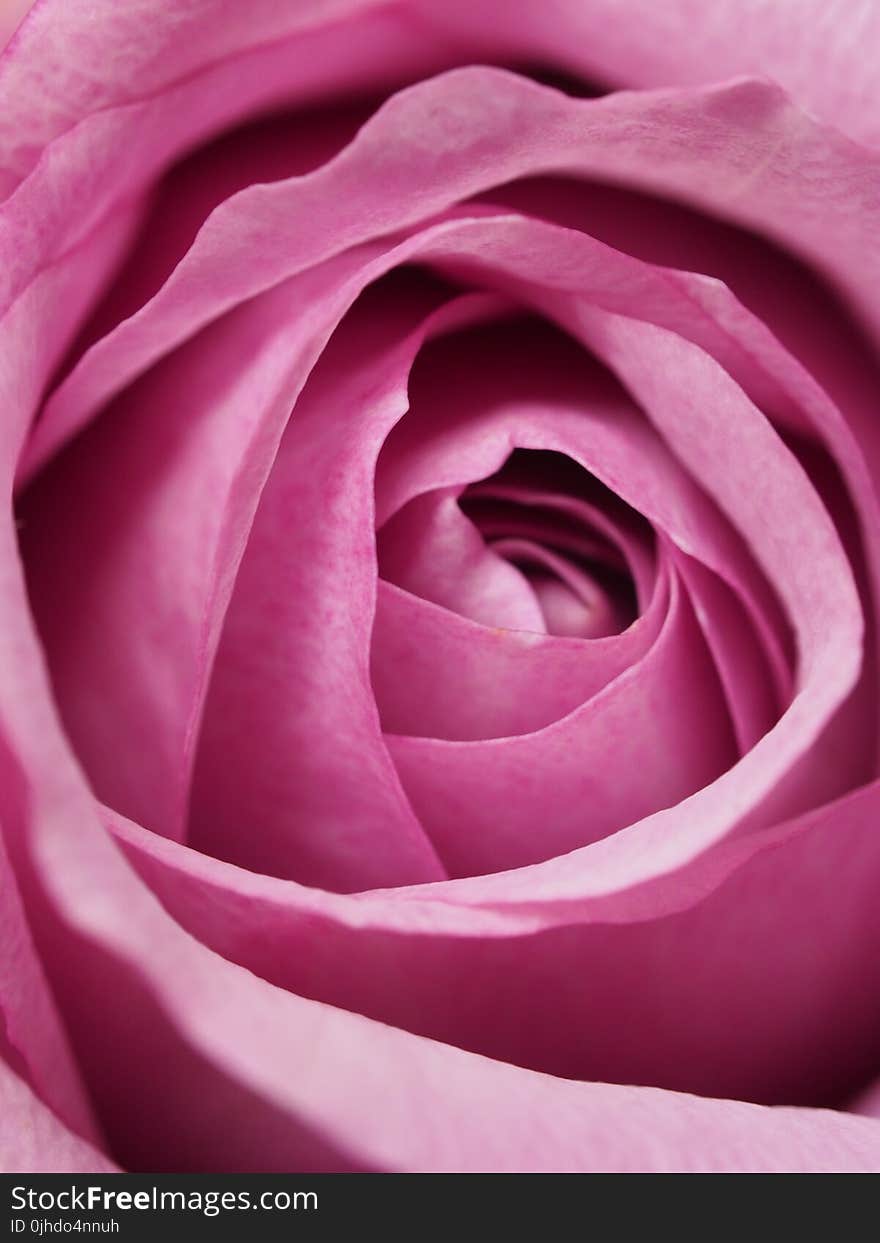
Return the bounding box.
[377,448,642,640]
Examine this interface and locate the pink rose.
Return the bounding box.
[1,0,879,1174]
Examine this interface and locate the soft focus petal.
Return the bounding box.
[111,776,880,1107]
[412,0,880,146]
[6,750,880,1171]
[4,388,880,1161]
[25,69,880,483]
[0,0,31,51]
[852,1078,880,1120]
[16,205,864,904]
[26,808,880,1171]
[0,0,450,200]
[0,1060,118,1173]
[0,831,101,1143]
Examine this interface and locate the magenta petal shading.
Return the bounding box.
[17,213,865,898]
[0,0,452,204]
[2,464,879,1167]
[570,307,867,805]
[376,315,792,705]
[419,208,880,696]
[462,481,657,609]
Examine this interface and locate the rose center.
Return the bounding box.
[376,448,643,639]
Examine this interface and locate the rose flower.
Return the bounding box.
[1,0,880,1173]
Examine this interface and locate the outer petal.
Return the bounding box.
[17,816,880,1171]
[412,0,880,146]
[3,737,879,1171]
[21,256,438,853]
[0,0,448,198]
[111,776,880,1107]
[23,69,880,483]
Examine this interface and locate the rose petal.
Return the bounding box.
[377,490,548,632]
[18,205,859,898]
[8,758,879,1172]
[463,480,657,608]
[0,0,31,53]
[6,406,880,1160]
[0,0,447,200]
[0,1060,118,1173]
[671,551,781,753]
[189,287,500,888]
[0,823,101,1144]
[570,305,868,804]
[5,734,879,1170]
[412,0,880,146]
[22,255,421,847]
[376,311,791,708]
[24,70,880,480]
[486,536,622,637]
[110,775,880,1107]
[390,563,735,874]
[371,568,667,740]
[66,102,379,363]
[480,179,880,667]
